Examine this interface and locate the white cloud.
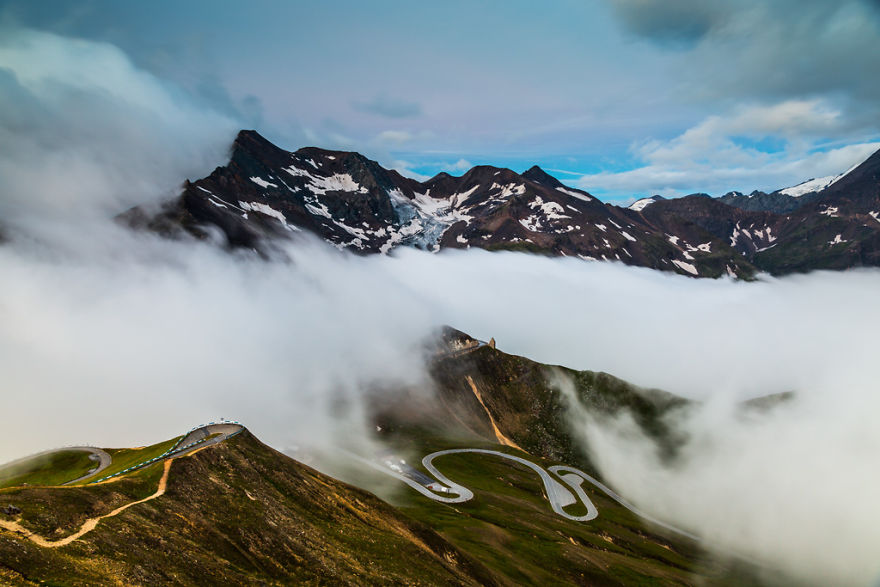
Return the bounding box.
[576,100,879,196]
[446,158,473,173]
[374,130,414,144]
[391,159,432,182]
[0,28,237,228]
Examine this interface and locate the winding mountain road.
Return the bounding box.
[371,447,698,540]
[0,422,244,548]
[63,448,112,485]
[0,447,112,486]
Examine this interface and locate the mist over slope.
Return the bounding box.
[2,228,879,583]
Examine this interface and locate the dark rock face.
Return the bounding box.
[122,130,880,278]
[717,190,817,214]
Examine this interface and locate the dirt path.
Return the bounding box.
[465,376,522,450]
[0,459,174,548]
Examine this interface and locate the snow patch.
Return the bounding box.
[305,202,333,219]
[238,201,300,231]
[779,175,836,197]
[250,177,278,189]
[629,197,656,212]
[519,216,541,231]
[283,166,367,195]
[527,196,569,220]
[490,183,526,198]
[556,186,593,202]
[672,259,698,276]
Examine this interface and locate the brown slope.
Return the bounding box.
[0,430,495,586]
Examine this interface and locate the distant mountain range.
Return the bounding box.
[124,130,880,278]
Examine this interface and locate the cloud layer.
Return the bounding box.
[7,1,878,195]
[2,226,879,584]
[0,27,236,229]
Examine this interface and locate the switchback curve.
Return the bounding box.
[371,447,697,540]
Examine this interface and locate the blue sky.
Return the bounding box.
[2,0,880,203]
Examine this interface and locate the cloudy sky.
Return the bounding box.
[2,0,880,202]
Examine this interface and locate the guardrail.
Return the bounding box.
[88,421,243,484]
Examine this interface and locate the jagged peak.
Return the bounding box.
[458,165,521,185]
[522,165,564,189]
[295,145,364,161]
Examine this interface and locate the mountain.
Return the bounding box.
[627,195,665,212]
[715,158,869,214]
[0,330,777,585]
[122,130,880,278]
[716,190,811,214]
[0,429,494,585]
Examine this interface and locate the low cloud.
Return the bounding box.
[2,230,879,585]
[445,158,473,173]
[0,27,237,232]
[564,380,880,586]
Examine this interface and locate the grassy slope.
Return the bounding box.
[394,451,738,586]
[0,339,778,585]
[369,340,771,585]
[0,431,495,586]
[87,436,182,482]
[423,344,689,472]
[0,452,98,490]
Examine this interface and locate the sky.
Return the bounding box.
[2,0,880,202]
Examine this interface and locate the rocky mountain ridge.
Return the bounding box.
[124,130,880,277]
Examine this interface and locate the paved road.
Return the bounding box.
[1,422,244,488]
[422,449,598,521]
[0,422,245,548]
[167,423,244,457]
[0,446,113,486]
[63,448,112,485]
[372,448,697,540]
[90,422,244,484]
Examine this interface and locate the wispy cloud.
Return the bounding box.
[576,100,879,197]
